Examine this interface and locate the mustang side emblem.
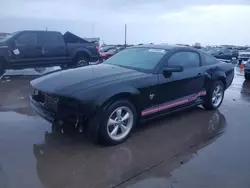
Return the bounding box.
[149,93,155,100]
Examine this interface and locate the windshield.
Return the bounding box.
[245,48,250,52]
[104,47,167,71]
[0,32,17,42]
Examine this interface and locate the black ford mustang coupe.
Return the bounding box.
[30,45,234,145]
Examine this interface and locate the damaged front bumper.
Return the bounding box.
[29,90,84,125]
[30,95,56,123]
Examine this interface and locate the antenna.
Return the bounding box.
[125,24,127,47]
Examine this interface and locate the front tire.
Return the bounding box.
[202,81,225,110]
[98,100,138,146]
[60,64,68,69]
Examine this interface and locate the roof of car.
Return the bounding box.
[19,30,61,34]
[132,44,196,51]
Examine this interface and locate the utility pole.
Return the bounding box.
[125,24,127,47]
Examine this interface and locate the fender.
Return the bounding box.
[211,69,226,86]
[71,47,91,59]
[72,84,140,118]
[0,47,10,60]
[0,41,17,69]
[212,70,226,80]
[84,85,141,139]
[0,55,9,69]
[94,85,140,109]
[203,68,226,91]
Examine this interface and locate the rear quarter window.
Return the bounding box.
[203,53,219,65]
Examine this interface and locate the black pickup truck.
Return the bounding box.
[0,31,100,76]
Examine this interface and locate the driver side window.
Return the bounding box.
[168,51,200,69]
[15,33,38,46]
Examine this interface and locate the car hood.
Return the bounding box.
[30,64,145,96]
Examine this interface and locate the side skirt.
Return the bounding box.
[140,100,203,123]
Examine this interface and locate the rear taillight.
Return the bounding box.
[96,46,100,52]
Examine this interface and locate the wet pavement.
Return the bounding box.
[0,68,250,188]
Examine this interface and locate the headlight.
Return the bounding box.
[46,94,59,103]
[33,88,39,95]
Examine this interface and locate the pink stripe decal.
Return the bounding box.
[141,90,206,116]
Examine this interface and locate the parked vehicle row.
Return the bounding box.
[0,30,100,76]
[238,48,250,64]
[99,45,118,61]
[202,45,250,65]
[99,45,126,62]
[30,45,234,145]
[204,47,238,61]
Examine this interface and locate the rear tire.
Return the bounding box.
[245,73,250,80]
[95,100,138,146]
[60,64,68,69]
[202,81,225,110]
[34,67,46,73]
[74,56,89,67]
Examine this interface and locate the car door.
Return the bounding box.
[38,32,68,66]
[156,50,206,110]
[10,32,43,68]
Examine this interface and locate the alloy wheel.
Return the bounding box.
[212,85,223,107]
[107,106,134,141]
[77,59,88,66]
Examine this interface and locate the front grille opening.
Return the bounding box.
[33,91,45,103]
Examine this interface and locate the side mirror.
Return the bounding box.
[163,65,183,78]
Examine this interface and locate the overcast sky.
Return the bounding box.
[1,0,250,45]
